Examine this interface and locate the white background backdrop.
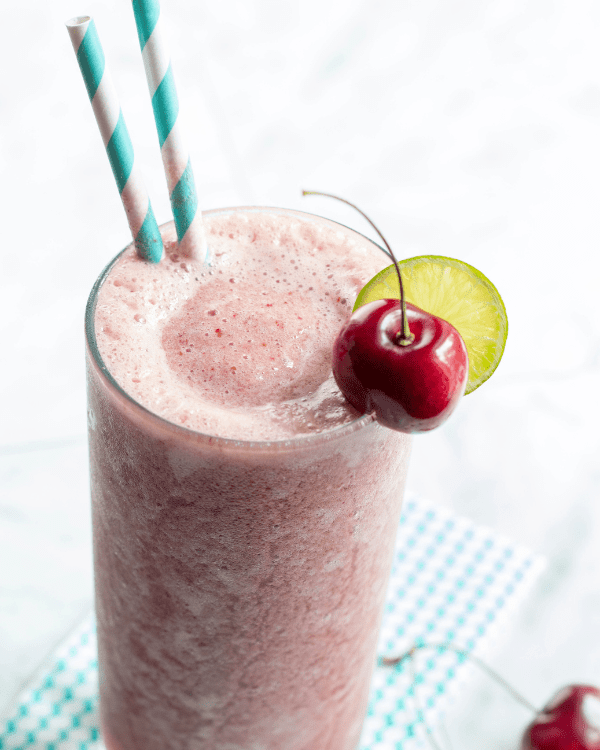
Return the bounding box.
[1,0,600,746]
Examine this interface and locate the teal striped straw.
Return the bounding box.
[131,0,208,262]
[66,16,163,263]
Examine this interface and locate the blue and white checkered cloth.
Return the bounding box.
[0,495,544,750]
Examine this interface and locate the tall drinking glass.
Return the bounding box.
[85,207,412,750]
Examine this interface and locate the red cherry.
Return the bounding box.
[521,685,600,750]
[332,298,468,433]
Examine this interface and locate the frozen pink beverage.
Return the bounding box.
[86,207,411,749]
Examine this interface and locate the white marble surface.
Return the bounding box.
[1,0,600,745]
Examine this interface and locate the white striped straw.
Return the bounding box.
[130,0,207,262]
[66,16,163,263]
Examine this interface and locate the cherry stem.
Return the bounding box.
[382,642,540,748]
[302,190,414,345]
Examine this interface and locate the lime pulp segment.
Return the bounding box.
[353,256,508,395]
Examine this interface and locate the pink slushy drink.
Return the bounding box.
[86,207,411,750]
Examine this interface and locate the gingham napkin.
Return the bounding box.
[0,495,544,750]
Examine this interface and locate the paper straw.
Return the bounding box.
[66,16,163,264]
[130,0,207,262]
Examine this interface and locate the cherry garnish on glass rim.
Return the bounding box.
[302,191,468,434]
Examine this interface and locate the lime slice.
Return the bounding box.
[354,256,508,395]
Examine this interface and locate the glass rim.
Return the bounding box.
[85,205,382,452]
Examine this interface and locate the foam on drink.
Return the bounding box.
[95,209,384,440]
